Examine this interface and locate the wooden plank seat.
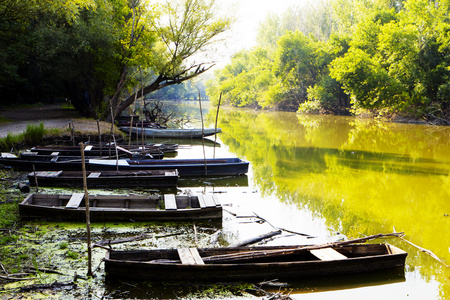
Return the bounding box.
[198,194,217,208]
[65,193,85,209]
[164,194,177,210]
[88,172,101,178]
[177,248,205,265]
[197,195,207,208]
[35,171,62,177]
[310,247,347,261]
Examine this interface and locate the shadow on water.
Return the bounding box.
[103,267,405,299]
[178,175,249,188]
[275,146,450,176]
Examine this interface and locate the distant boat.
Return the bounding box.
[88,158,249,177]
[1,154,249,176]
[19,193,222,222]
[27,169,179,188]
[120,126,221,138]
[0,151,161,171]
[104,243,407,282]
[19,151,164,161]
[29,143,178,156]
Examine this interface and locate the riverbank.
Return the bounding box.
[0,104,124,150]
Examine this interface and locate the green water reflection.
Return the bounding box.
[213,108,450,299]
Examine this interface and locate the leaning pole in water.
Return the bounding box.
[80,142,93,276]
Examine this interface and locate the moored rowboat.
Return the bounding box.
[89,158,249,177]
[19,193,222,222]
[29,143,178,156]
[27,169,179,188]
[120,126,221,138]
[104,243,407,282]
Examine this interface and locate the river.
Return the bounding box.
[174,103,450,299]
[4,102,449,299]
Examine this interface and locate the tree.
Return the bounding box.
[272,31,318,109]
[0,0,96,104]
[105,0,232,121]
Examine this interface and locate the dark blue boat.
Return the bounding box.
[88,158,249,177]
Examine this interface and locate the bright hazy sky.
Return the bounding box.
[226,0,306,50]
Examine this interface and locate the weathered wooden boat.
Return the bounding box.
[0,152,161,171]
[0,153,82,171]
[27,169,179,188]
[19,193,222,222]
[29,143,178,156]
[104,243,407,282]
[19,151,164,161]
[120,126,221,138]
[88,158,249,177]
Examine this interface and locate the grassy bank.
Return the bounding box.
[0,122,63,152]
[0,121,125,153]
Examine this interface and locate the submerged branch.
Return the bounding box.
[400,236,449,268]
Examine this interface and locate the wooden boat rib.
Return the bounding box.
[27,170,179,188]
[120,126,221,138]
[19,193,222,222]
[104,243,407,282]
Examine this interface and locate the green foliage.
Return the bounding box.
[22,122,45,145]
[206,48,275,108]
[0,0,231,120]
[59,241,69,249]
[66,250,79,259]
[0,122,65,151]
[208,0,450,122]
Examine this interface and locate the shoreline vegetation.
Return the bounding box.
[205,0,450,126]
[0,122,124,153]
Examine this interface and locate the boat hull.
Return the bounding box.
[89,158,249,177]
[27,170,179,188]
[19,194,222,222]
[104,244,407,282]
[120,127,221,138]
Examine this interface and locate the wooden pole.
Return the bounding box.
[108,105,120,171]
[32,165,38,192]
[80,142,92,277]
[198,90,207,176]
[140,68,145,149]
[213,92,222,159]
[69,121,75,146]
[129,86,138,148]
[96,120,102,157]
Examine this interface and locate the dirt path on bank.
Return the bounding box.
[0,104,116,138]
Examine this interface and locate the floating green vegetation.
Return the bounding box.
[59,241,68,249]
[66,250,79,259]
[187,283,254,298]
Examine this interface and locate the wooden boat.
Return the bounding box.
[19,151,164,160]
[27,170,179,188]
[88,158,249,177]
[29,143,178,156]
[0,153,82,171]
[120,126,221,138]
[104,243,407,282]
[0,152,161,171]
[19,193,222,222]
